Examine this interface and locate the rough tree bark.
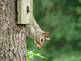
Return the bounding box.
[0,0,27,61]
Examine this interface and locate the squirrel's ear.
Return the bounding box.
[42,32,49,37]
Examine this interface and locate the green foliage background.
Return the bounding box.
[27,0,81,61]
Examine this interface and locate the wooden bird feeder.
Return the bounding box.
[17,0,33,24]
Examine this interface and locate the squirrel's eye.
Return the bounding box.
[41,39,44,42]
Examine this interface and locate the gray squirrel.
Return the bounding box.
[27,16,50,48]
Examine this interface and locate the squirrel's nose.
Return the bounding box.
[37,44,43,49]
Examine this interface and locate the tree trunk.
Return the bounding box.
[0,0,47,61]
[0,0,27,61]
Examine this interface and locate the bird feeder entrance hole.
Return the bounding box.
[17,0,32,24]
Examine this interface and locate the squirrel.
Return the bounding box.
[27,16,50,48]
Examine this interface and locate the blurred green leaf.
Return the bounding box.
[78,0,81,3]
[76,6,81,15]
